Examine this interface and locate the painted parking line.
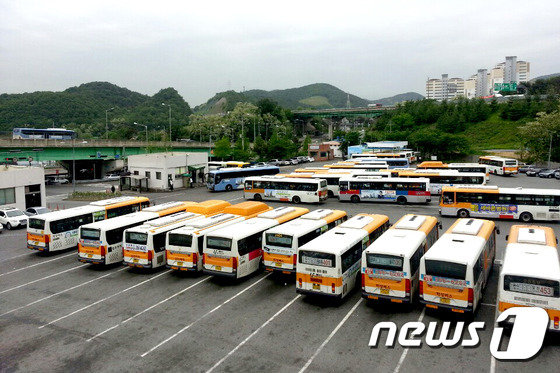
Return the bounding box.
[0,267,128,317]
[0,264,88,295]
[141,273,271,358]
[227,197,244,202]
[206,294,301,373]
[39,269,172,329]
[87,276,211,341]
[298,298,363,373]
[393,308,426,373]
[0,252,75,277]
[0,252,35,262]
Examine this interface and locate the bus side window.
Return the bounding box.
[198,236,204,254]
[410,247,422,275]
[238,233,261,256]
[141,201,150,209]
[341,241,361,273]
[473,253,483,283]
[244,181,252,190]
[153,233,166,253]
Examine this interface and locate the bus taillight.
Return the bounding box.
[419,280,424,298]
[148,251,153,261]
[331,283,335,293]
[361,273,365,289]
[405,279,411,297]
[467,288,474,307]
[232,257,238,270]
[192,252,198,265]
[100,246,106,256]
[298,277,302,287]
[554,316,559,330]
[293,254,297,265]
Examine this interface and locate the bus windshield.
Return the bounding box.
[299,250,335,267]
[266,233,293,247]
[366,253,404,271]
[125,232,148,245]
[168,233,193,247]
[207,237,232,250]
[504,275,559,297]
[425,260,466,280]
[29,218,45,230]
[81,228,101,241]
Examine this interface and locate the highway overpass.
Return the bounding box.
[292,106,395,119]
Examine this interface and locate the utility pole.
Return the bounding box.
[242,118,245,150]
[72,139,76,194]
[253,117,256,143]
[162,103,171,142]
[105,107,114,140]
[548,133,553,168]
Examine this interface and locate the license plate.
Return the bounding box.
[88,254,93,258]
[215,265,222,271]
[440,297,450,304]
[133,258,139,263]
[312,283,321,290]
[275,262,282,267]
[176,261,183,266]
[380,289,390,295]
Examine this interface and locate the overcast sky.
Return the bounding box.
[1,0,559,106]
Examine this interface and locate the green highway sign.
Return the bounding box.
[494,82,517,92]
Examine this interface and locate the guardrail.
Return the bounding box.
[0,139,213,148]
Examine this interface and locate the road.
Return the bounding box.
[1,165,559,372]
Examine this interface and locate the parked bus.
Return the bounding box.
[350,155,412,168]
[296,213,390,299]
[77,201,195,265]
[244,176,328,204]
[166,202,272,272]
[478,156,519,175]
[362,214,440,304]
[498,225,560,331]
[27,196,150,252]
[206,165,280,191]
[439,186,560,222]
[398,170,486,194]
[419,218,497,314]
[417,161,490,180]
[339,176,431,204]
[262,209,348,274]
[326,162,391,171]
[203,206,309,279]
[122,200,231,268]
[13,127,76,140]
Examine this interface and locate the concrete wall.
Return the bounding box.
[0,166,46,210]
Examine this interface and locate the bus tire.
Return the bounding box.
[350,195,360,203]
[457,209,470,218]
[328,190,334,198]
[253,193,262,201]
[397,196,407,205]
[225,184,233,192]
[292,196,301,204]
[519,212,533,222]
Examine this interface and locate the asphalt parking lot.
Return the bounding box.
[1,165,559,372]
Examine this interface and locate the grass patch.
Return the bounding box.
[298,96,332,108]
[463,113,525,150]
[69,191,121,201]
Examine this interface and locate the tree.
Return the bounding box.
[300,135,311,156]
[519,106,560,163]
[390,113,415,130]
[213,137,232,160]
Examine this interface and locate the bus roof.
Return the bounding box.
[364,229,427,258]
[127,212,203,234]
[507,225,557,248]
[209,165,279,174]
[246,176,322,184]
[89,196,149,207]
[265,209,347,237]
[143,201,197,215]
[441,186,560,196]
[33,205,102,222]
[399,171,487,177]
[221,201,272,217]
[339,176,429,183]
[423,219,495,266]
[80,211,158,230]
[168,213,244,236]
[299,226,367,255]
[393,214,438,235]
[185,200,231,215]
[502,244,560,281]
[479,156,516,161]
[339,213,389,233]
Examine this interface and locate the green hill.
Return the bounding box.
[371,92,424,106]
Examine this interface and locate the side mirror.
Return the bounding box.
[505,234,509,241]
[438,222,443,230]
[496,228,501,235]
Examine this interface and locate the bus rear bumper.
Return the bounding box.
[28,244,48,252]
[167,264,198,272]
[124,261,152,269]
[420,299,473,314]
[362,291,411,304]
[202,268,237,278]
[264,266,295,275]
[78,257,105,265]
[296,288,342,300]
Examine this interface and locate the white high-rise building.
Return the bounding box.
[504,56,517,84]
[426,74,465,101]
[475,69,489,97]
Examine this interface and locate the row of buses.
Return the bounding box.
[24,195,559,331]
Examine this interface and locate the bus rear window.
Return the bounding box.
[125,232,148,245]
[425,260,466,280]
[504,275,559,297]
[266,233,293,248]
[168,233,193,247]
[299,250,335,267]
[366,254,403,271]
[81,228,101,241]
[505,160,517,166]
[207,237,232,251]
[29,218,45,230]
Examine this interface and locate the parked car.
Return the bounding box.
[25,207,51,216]
[525,168,543,177]
[267,159,281,166]
[281,160,291,166]
[0,208,29,230]
[0,222,3,232]
[104,173,120,181]
[518,164,535,173]
[297,156,308,163]
[307,156,315,162]
[253,162,268,167]
[289,158,300,165]
[538,169,558,178]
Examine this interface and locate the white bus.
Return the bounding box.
[439,186,560,222]
[362,214,440,304]
[339,176,431,204]
[244,176,328,204]
[166,201,272,272]
[27,196,150,253]
[326,162,392,171]
[478,156,519,175]
[417,161,490,181]
[77,201,195,265]
[419,218,497,314]
[498,225,560,331]
[296,214,390,300]
[262,209,348,274]
[398,170,486,195]
[203,207,309,279]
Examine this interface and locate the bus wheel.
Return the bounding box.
[350,195,360,203]
[457,209,470,218]
[292,196,301,204]
[253,193,262,201]
[226,184,233,191]
[397,196,407,205]
[520,212,533,222]
[328,190,334,198]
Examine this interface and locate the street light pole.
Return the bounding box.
[548,133,553,168]
[241,118,245,150]
[72,138,76,194]
[105,107,114,140]
[162,103,171,141]
[134,122,148,143]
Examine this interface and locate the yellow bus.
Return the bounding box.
[27,196,150,253]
